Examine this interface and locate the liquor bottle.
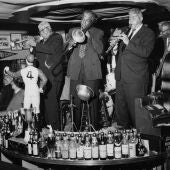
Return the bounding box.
[76,134,84,160]
[121,130,129,158]
[136,133,146,157]
[69,133,77,159]
[62,133,69,159]
[0,130,3,146]
[91,133,99,160]
[84,133,92,160]
[55,133,62,159]
[106,131,114,159]
[39,132,48,158]
[47,127,55,158]
[128,130,136,158]
[32,130,39,156]
[28,131,33,155]
[114,130,122,159]
[99,132,107,160]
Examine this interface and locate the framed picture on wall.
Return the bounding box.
[22,35,31,49]
[10,33,22,50]
[0,35,11,50]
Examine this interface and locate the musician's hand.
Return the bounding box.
[85,31,90,38]
[4,66,9,75]
[26,38,36,47]
[119,33,129,45]
[39,87,44,93]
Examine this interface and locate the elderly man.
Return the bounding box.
[27,21,64,130]
[110,8,155,128]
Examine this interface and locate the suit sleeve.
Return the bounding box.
[126,28,155,58]
[38,69,47,89]
[36,33,64,70]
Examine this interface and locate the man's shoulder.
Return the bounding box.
[142,25,155,35]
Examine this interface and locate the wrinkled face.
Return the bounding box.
[81,12,93,30]
[129,11,143,30]
[39,26,51,40]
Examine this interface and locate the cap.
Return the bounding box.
[3,75,13,86]
[38,21,51,32]
[26,54,34,63]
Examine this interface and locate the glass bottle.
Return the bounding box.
[106,131,114,159]
[136,133,146,157]
[76,134,84,160]
[28,131,33,156]
[69,133,77,159]
[39,132,48,158]
[91,132,99,160]
[99,132,107,160]
[84,133,92,160]
[129,130,136,158]
[61,133,69,159]
[121,130,129,158]
[114,130,122,159]
[55,133,62,159]
[32,130,39,156]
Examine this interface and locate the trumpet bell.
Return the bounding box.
[72,29,85,43]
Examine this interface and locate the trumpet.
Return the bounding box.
[10,39,28,48]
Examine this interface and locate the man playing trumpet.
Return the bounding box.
[66,10,104,130]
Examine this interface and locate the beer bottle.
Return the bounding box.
[62,133,69,159]
[32,130,39,156]
[136,133,146,157]
[55,133,62,159]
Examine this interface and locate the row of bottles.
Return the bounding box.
[26,129,148,160]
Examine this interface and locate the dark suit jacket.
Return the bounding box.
[115,25,155,83]
[67,27,104,81]
[35,32,64,81]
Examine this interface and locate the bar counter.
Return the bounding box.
[0,147,167,170]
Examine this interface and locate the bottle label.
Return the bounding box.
[107,144,114,156]
[92,146,99,159]
[77,146,84,159]
[129,143,136,157]
[62,149,69,159]
[99,145,107,158]
[84,146,92,159]
[122,144,129,155]
[33,144,38,155]
[69,148,77,159]
[114,146,121,159]
[28,143,32,155]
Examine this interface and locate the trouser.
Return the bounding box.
[43,80,64,130]
[115,80,148,128]
[70,65,101,130]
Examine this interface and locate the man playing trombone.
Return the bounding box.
[66,10,104,130]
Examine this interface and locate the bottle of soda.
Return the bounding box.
[91,132,99,160]
[28,131,33,156]
[106,131,114,159]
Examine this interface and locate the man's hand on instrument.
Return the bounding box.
[4,66,9,75]
[26,38,36,47]
[119,33,129,45]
